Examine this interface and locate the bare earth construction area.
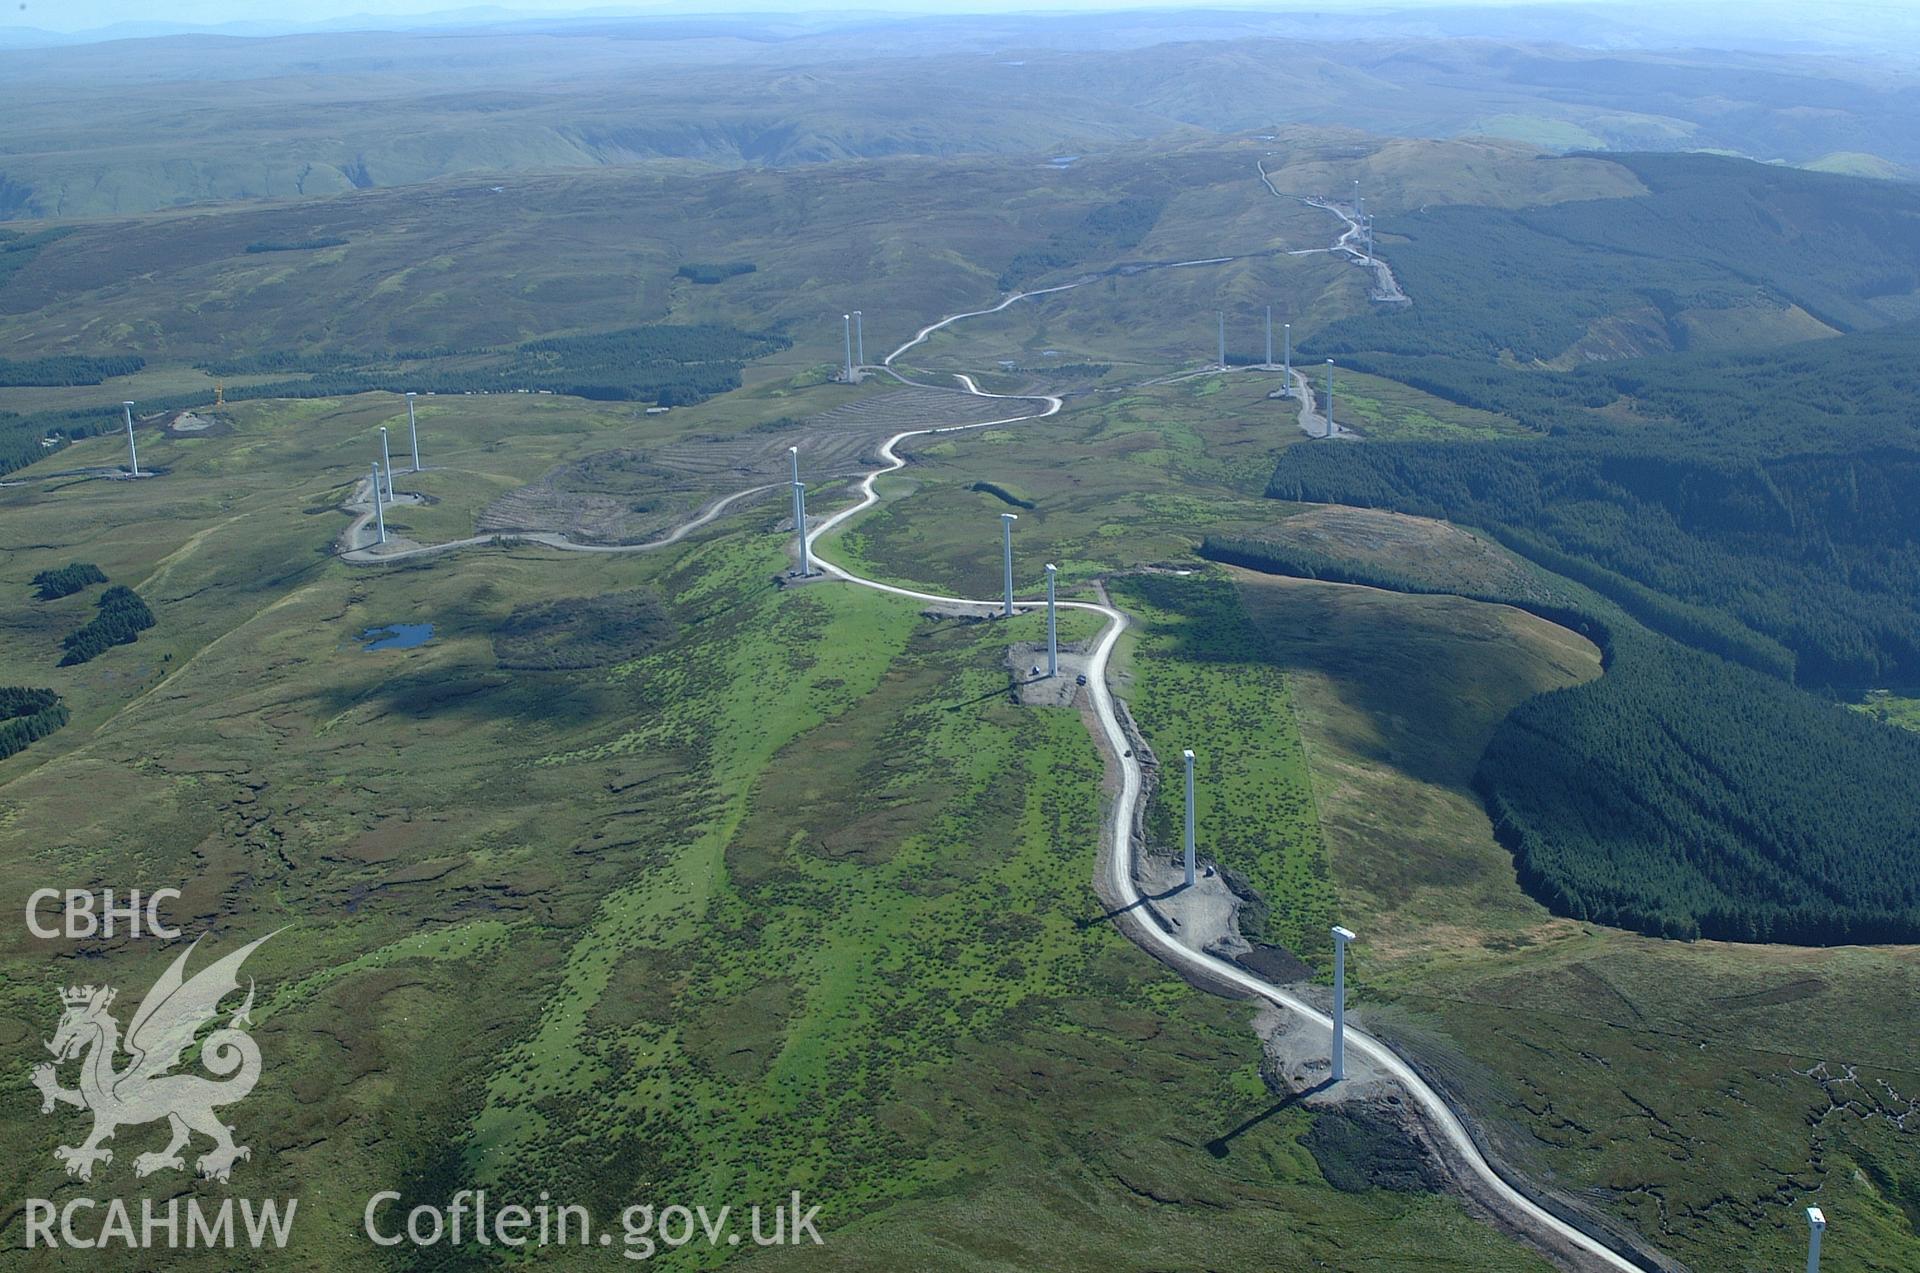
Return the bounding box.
[479,384,1046,546]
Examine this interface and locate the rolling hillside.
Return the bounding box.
[1263,152,1920,949]
[1317,153,1920,364]
[1,17,1917,220]
[0,131,1630,472]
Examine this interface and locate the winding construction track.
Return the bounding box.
[332,179,1647,1268]
[1259,156,1410,305]
[801,293,1643,1273]
[336,477,781,563]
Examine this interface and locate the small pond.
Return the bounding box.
[359,622,434,651]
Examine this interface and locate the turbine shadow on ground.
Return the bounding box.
[1207,1078,1337,1158]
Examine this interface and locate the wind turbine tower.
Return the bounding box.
[842,314,855,383]
[789,447,811,577]
[1045,563,1058,676]
[371,462,387,546]
[1182,749,1197,888]
[1806,1207,1826,1273]
[406,392,421,471]
[1331,925,1357,1081]
[853,310,864,367]
[1283,323,1292,396]
[1217,310,1226,369]
[122,402,139,477]
[793,483,811,576]
[1000,513,1018,618]
[379,426,394,500]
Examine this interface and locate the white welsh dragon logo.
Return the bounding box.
[31,932,276,1183]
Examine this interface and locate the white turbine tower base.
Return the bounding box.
[793,481,811,577]
[1331,926,1357,1081]
[1000,513,1018,618]
[122,402,139,477]
[789,447,811,577]
[1045,563,1058,676]
[371,462,387,546]
[1182,749,1197,888]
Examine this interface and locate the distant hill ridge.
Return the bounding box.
[0,26,1916,219]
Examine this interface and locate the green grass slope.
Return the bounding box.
[1222,523,1920,1272]
[0,387,1552,1269]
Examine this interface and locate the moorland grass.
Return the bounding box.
[1230,545,1920,1271]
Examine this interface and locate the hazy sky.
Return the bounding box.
[9,0,1607,34]
[4,0,1907,44]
